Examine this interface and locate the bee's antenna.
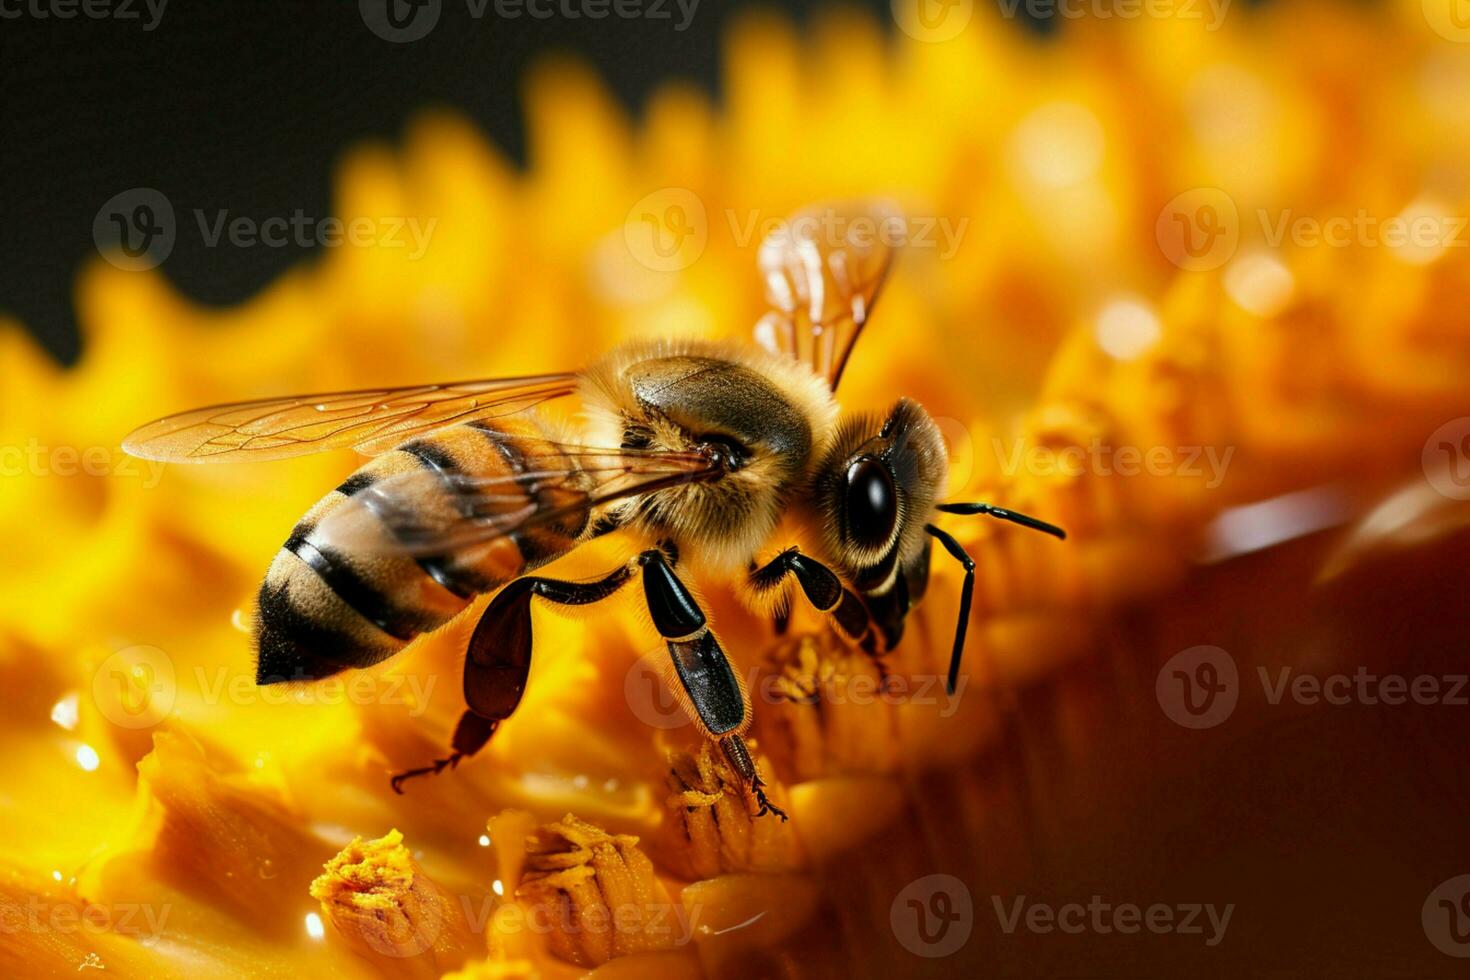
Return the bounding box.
[936,501,1067,540]
[924,524,974,696]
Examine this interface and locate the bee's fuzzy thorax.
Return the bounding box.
[579,337,840,573]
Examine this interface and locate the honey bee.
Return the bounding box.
[123,202,1064,818]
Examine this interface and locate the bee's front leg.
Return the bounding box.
[639,547,787,821]
[748,546,872,644]
[747,546,893,686]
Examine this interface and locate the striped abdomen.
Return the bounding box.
[254,417,588,684]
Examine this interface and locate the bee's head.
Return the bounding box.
[812,398,948,592]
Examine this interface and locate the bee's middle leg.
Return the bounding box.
[390,563,635,793]
[640,547,787,820]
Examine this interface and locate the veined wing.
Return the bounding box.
[312,437,722,557]
[122,374,580,463]
[753,200,901,391]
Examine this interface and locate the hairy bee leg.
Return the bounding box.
[390,711,497,794]
[720,734,787,822]
[639,548,785,820]
[388,563,635,793]
[639,548,745,732]
[773,606,791,637]
[747,557,796,638]
[748,547,874,645]
[751,546,895,688]
[859,634,894,691]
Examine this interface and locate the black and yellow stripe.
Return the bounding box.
[254,417,588,684]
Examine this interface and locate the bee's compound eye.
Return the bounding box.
[845,456,897,549]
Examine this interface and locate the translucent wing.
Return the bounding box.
[753,200,902,391]
[313,437,721,557]
[122,374,579,462]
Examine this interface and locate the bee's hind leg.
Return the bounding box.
[719,734,787,821]
[389,563,635,793]
[390,711,497,793]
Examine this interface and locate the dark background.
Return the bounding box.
[2,0,1052,365]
